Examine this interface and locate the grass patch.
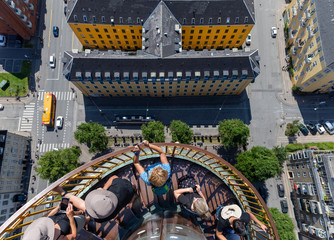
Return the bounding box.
[0,60,31,97]
[285,143,304,152]
[304,142,334,150]
[286,142,334,152]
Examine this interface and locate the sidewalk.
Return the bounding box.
[275,3,298,107]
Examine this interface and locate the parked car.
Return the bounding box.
[49,55,56,68]
[0,104,4,110]
[315,123,325,134]
[323,121,334,134]
[299,124,309,135]
[56,116,64,129]
[271,27,277,38]
[53,26,59,37]
[64,6,67,15]
[45,196,54,208]
[277,184,284,197]
[306,123,317,134]
[246,34,251,45]
[0,35,6,47]
[30,187,34,194]
[280,199,288,213]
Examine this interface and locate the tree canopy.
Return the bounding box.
[218,119,249,148]
[169,120,193,144]
[272,146,288,165]
[285,120,300,137]
[269,208,296,240]
[141,121,165,143]
[74,121,108,153]
[235,146,281,182]
[36,147,81,183]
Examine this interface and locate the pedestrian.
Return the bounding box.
[174,175,211,219]
[133,140,171,195]
[54,175,136,223]
[215,204,268,240]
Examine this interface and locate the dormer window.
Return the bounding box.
[191,18,195,24]
[235,17,239,23]
[217,17,221,23]
[119,17,123,23]
[226,17,230,23]
[244,16,248,23]
[83,15,87,22]
[209,18,212,24]
[200,18,204,24]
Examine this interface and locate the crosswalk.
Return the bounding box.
[19,102,35,131]
[38,91,75,101]
[39,143,71,153]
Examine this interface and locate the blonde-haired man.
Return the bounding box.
[133,140,171,195]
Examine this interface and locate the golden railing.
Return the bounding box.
[0,143,279,240]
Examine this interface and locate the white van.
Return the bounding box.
[49,55,55,68]
[323,121,334,134]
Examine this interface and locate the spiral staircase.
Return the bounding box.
[0,143,279,240]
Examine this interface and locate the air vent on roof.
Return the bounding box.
[15,8,22,15]
[26,21,32,28]
[9,1,15,8]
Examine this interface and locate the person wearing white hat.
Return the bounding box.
[216,204,268,240]
[23,203,85,240]
[54,175,135,223]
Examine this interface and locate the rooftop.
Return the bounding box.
[63,48,260,81]
[67,0,255,26]
[314,0,334,70]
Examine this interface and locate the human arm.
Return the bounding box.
[46,204,60,217]
[216,230,227,240]
[143,140,168,164]
[174,187,193,200]
[103,175,118,190]
[247,211,269,232]
[195,184,206,200]
[132,145,145,175]
[65,204,77,240]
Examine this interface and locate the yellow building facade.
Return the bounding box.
[67,0,255,51]
[284,0,334,93]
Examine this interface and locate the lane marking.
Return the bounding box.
[48,9,53,48]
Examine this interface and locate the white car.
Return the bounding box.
[271,27,277,38]
[0,104,4,110]
[315,123,325,134]
[56,116,63,129]
[246,34,251,45]
[49,55,56,68]
[0,35,6,47]
[45,196,54,208]
[323,121,334,135]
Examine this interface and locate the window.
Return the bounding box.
[92,16,96,22]
[218,17,221,23]
[77,28,82,32]
[309,78,317,83]
[183,18,186,24]
[102,16,105,22]
[98,34,102,38]
[244,16,248,23]
[316,36,321,43]
[235,17,239,23]
[297,172,301,177]
[226,17,230,23]
[224,29,228,33]
[231,35,235,39]
[319,56,324,62]
[119,17,123,23]
[2,201,8,206]
[309,42,314,49]
[86,28,90,32]
[192,18,195,24]
[83,15,87,22]
[209,18,212,24]
[316,73,324,79]
[200,18,204,24]
[324,68,331,74]
[89,34,93,38]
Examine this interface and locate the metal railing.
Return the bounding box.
[0,143,279,240]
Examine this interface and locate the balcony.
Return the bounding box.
[305,54,314,64]
[0,144,278,240]
[297,38,305,48]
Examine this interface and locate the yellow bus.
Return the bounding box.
[42,93,56,127]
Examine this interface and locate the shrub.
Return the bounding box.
[285,143,304,152]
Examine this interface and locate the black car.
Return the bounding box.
[306,123,317,134]
[277,184,284,197]
[299,124,309,135]
[64,6,67,15]
[53,26,59,37]
[280,199,288,213]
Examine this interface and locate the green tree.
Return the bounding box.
[36,147,81,183]
[269,208,296,240]
[285,120,299,136]
[141,121,165,143]
[74,121,108,153]
[218,119,250,148]
[169,120,193,144]
[272,146,288,165]
[235,146,280,182]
